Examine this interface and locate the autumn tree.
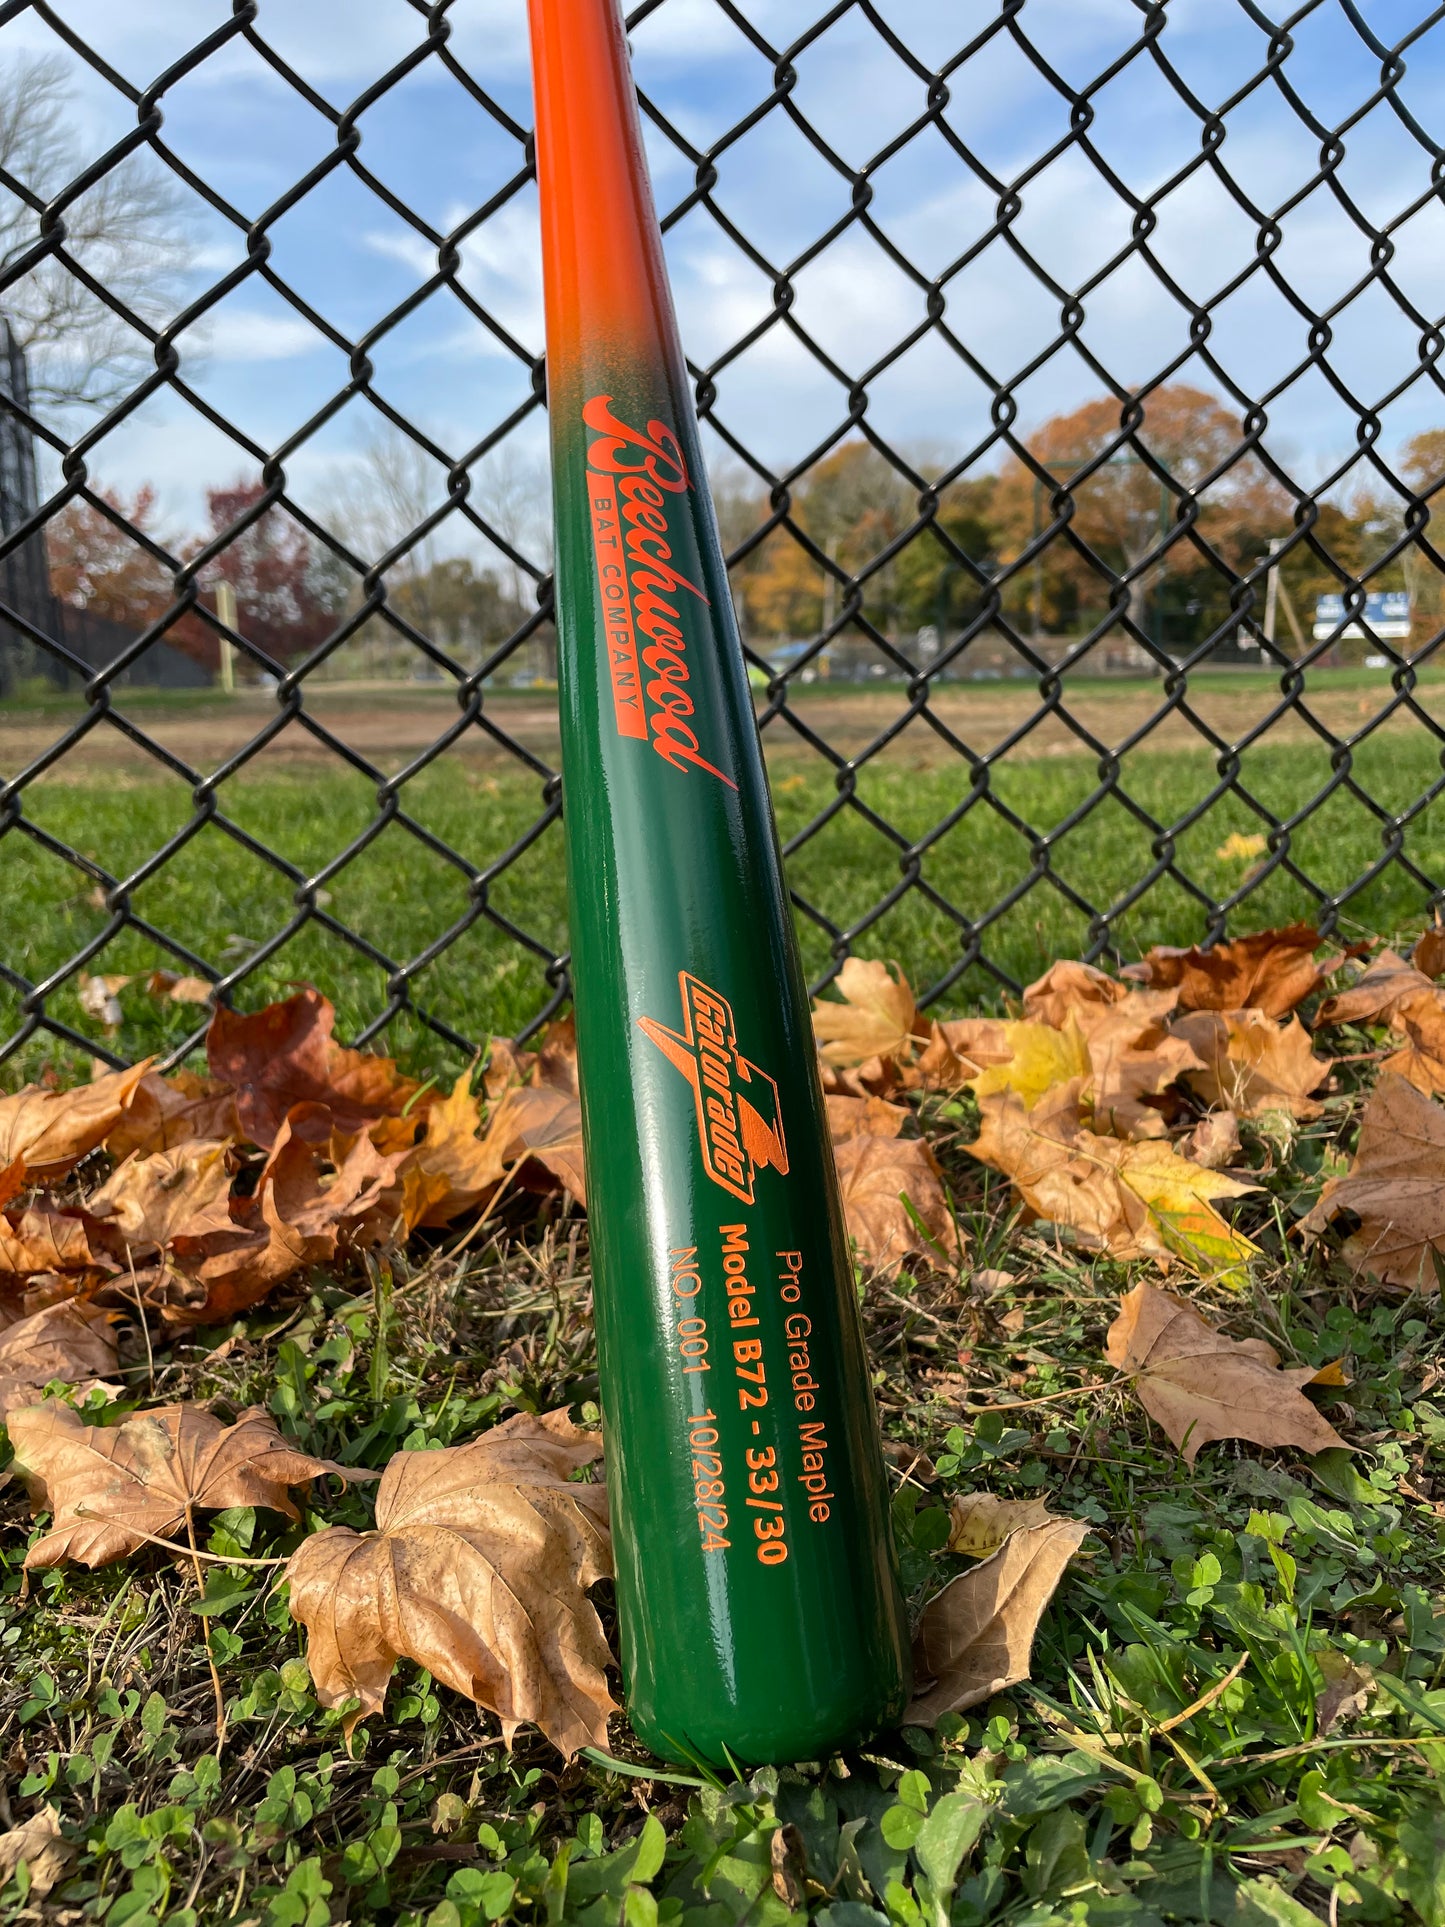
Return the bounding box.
[45,485,174,627]
[992,385,1293,646]
[193,485,349,669]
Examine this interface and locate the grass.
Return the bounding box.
[2,1058,1444,1924]
[4,729,1445,1087]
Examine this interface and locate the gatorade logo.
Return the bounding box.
[638,972,788,1204]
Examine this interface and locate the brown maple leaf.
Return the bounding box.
[824,1093,909,1141]
[908,1017,1014,1093]
[812,959,920,1073]
[0,1301,120,1418]
[87,1141,236,1254]
[400,1070,507,1228]
[1022,959,1138,1029]
[1414,921,1445,981]
[1314,948,1434,1029]
[1171,1009,1329,1118]
[0,1061,152,1180]
[105,1069,241,1160]
[968,1091,1257,1281]
[1301,1072,1445,1290]
[1105,1282,1349,1464]
[9,1402,350,1568]
[0,1807,75,1900]
[907,1518,1089,1723]
[1127,925,1333,1017]
[207,990,424,1147]
[165,1104,409,1325]
[0,1205,115,1286]
[833,1131,955,1276]
[485,1085,587,1205]
[285,1408,614,1758]
[1380,991,1445,1097]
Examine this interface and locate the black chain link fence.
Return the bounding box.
[3,0,1445,1077]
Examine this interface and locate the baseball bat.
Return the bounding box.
[527,0,910,1766]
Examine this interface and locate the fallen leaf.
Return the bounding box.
[1414,922,1445,982]
[909,1017,1013,1093]
[1184,1110,1242,1171]
[1315,1651,1374,1735]
[87,1141,236,1253]
[9,1402,350,1568]
[486,1085,587,1206]
[1301,1072,1445,1290]
[833,1131,954,1276]
[812,959,919,1071]
[170,1104,410,1324]
[1104,1282,1348,1464]
[1379,991,1445,1098]
[1215,831,1268,862]
[285,1408,614,1758]
[947,1492,1055,1558]
[968,1092,1257,1281]
[144,969,214,1006]
[1127,925,1332,1018]
[207,990,424,1147]
[969,1267,1017,1293]
[824,1094,909,1142]
[79,973,128,1030]
[0,1806,75,1899]
[104,1069,242,1160]
[1022,960,1133,1030]
[0,1206,113,1284]
[401,1070,507,1227]
[1315,949,1433,1028]
[0,1301,119,1417]
[1083,998,1202,1139]
[532,1015,580,1097]
[907,1518,1089,1723]
[0,1062,152,1179]
[482,1036,536,1101]
[970,1021,1091,1111]
[1172,1009,1329,1118]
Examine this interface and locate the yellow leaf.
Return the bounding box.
[970,1020,1090,1110]
[947,1492,1054,1558]
[1215,832,1267,862]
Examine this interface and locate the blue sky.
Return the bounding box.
[4,0,1445,569]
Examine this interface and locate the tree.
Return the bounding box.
[0,55,190,411]
[45,484,175,627]
[196,484,348,668]
[730,441,919,661]
[992,385,1292,645]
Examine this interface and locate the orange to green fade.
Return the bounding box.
[528,0,910,1766]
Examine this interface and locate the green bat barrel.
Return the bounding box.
[528,0,911,1766]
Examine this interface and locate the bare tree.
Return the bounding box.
[0,54,190,411]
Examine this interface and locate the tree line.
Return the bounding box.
[29,382,1445,691]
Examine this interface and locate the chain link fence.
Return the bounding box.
[3,0,1445,1077]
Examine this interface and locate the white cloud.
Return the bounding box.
[188,312,327,362]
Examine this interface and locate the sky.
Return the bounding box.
[3,0,1445,572]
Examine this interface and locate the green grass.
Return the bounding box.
[3,730,1444,1086]
[2,1077,1444,1923]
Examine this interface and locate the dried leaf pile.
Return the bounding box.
[0,919,1436,1774]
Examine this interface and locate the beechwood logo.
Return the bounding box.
[638,972,788,1205]
[582,394,735,789]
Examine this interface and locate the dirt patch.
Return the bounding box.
[3,674,1440,780]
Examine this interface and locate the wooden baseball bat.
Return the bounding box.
[527,0,910,1766]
